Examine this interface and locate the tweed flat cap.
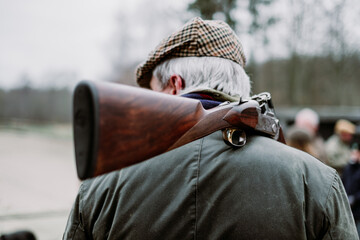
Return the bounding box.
[136,17,246,88]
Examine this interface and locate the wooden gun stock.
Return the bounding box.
[73,80,285,180]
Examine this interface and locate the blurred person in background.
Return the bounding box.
[0,230,36,240]
[286,126,316,156]
[342,142,360,236]
[326,119,356,176]
[286,108,328,163]
[63,17,358,239]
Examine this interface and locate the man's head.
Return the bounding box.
[136,17,251,98]
[334,119,356,144]
[295,108,320,136]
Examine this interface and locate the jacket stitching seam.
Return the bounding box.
[324,169,337,239]
[70,222,82,239]
[194,137,204,240]
[78,183,87,233]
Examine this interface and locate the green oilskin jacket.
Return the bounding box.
[63,131,358,240]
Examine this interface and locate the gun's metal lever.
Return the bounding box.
[222,92,283,147]
[222,128,247,147]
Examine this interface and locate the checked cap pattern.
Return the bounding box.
[136,17,246,88]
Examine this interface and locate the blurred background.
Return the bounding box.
[0,0,359,239]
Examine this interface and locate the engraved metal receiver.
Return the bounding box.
[222,92,283,147]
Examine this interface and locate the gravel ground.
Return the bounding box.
[0,125,80,240]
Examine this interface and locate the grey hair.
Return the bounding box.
[152,57,251,98]
[295,108,319,127]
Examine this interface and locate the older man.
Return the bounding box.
[63,17,357,239]
[287,108,328,163]
[326,119,356,176]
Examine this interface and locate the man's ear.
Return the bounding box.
[168,74,183,95]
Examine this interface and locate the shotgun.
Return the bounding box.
[73,80,285,180]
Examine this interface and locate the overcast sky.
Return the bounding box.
[0,0,127,89]
[1,0,359,89]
